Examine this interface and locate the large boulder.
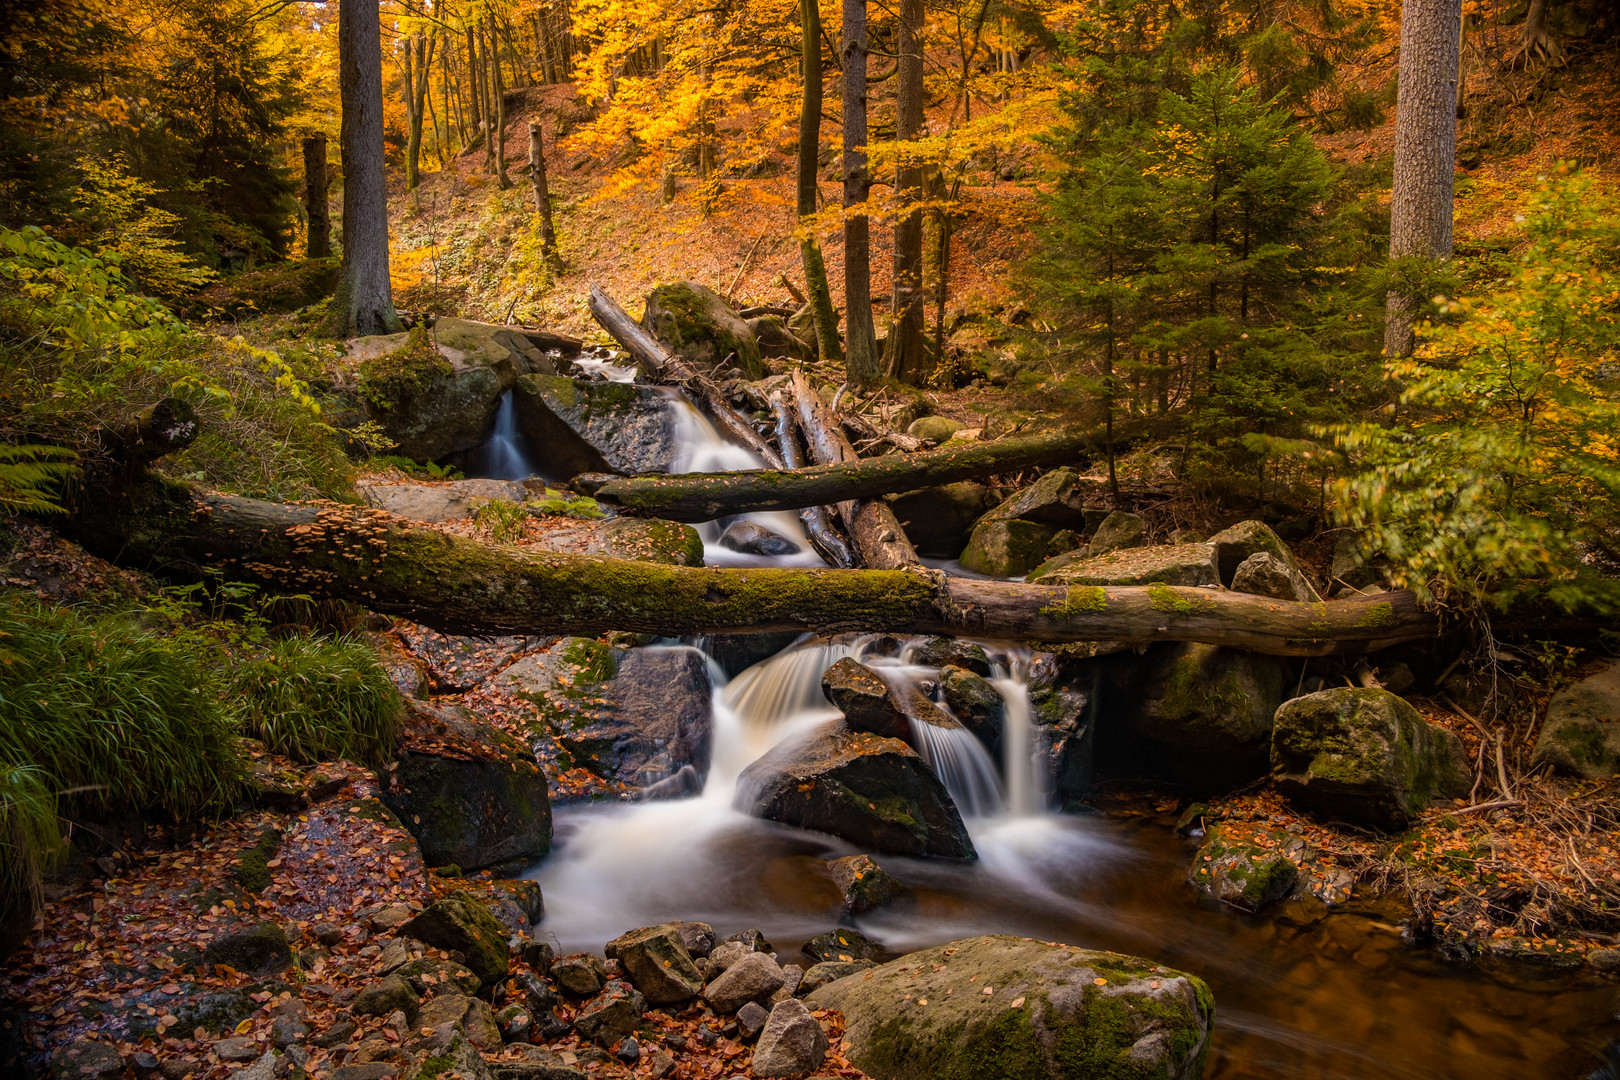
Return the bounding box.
[1271,688,1471,830]
[806,935,1213,1080]
[358,479,529,522]
[959,519,1059,578]
[735,722,976,859]
[353,324,525,462]
[513,374,679,477]
[906,416,964,444]
[886,482,994,558]
[641,281,765,378]
[399,892,511,990]
[381,702,552,871]
[986,468,1096,531]
[1230,552,1317,603]
[497,641,713,792]
[432,317,562,383]
[1087,511,1145,556]
[822,658,911,742]
[604,924,705,1004]
[1028,542,1219,587]
[1126,643,1287,787]
[1532,660,1620,779]
[1208,521,1320,601]
[751,999,829,1078]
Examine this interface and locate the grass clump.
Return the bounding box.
[230,634,404,767]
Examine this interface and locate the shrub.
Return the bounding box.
[231,634,404,766]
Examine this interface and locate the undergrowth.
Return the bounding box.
[231,634,403,766]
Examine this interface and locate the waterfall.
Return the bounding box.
[992,649,1050,818]
[478,390,540,480]
[908,717,1005,818]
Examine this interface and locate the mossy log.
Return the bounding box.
[67,480,1439,655]
[96,398,200,464]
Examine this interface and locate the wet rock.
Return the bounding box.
[358,479,530,523]
[751,998,830,1078]
[642,281,765,378]
[807,935,1213,1080]
[670,921,716,958]
[718,519,801,556]
[1028,541,1219,587]
[725,928,774,952]
[747,315,813,363]
[491,880,545,927]
[1231,551,1319,603]
[912,638,992,677]
[351,975,420,1025]
[399,892,510,990]
[940,666,1004,756]
[737,1000,771,1040]
[821,658,910,741]
[1087,511,1145,556]
[394,956,481,997]
[1531,659,1620,779]
[50,1040,124,1080]
[825,855,912,915]
[496,1004,533,1043]
[1587,948,1620,972]
[383,703,552,873]
[704,952,787,1014]
[551,953,608,996]
[802,928,887,965]
[1189,824,1300,911]
[513,374,679,477]
[798,960,875,995]
[698,631,806,680]
[202,922,291,976]
[887,482,994,558]
[906,416,964,443]
[735,721,977,859]
[573,980,647,1047]
[605,923,705,1004]
[419,994,502,1051]
[1126,643,1287,788]
[1272,688,1471,830]
[959,518,1058,578]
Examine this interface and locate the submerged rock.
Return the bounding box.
[513,374,679,477]
[802,927,889,965]
[641,281,765,378]
[825,854,912,916]
[1272,688,1471,830]
[736,722,976,860]
[806,935,1213,1080]
[1531,659,1620,779]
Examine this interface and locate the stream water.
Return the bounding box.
[471,371,1620,1078]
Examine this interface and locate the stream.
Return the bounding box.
[474,372,1620,1079]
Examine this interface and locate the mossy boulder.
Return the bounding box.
[605,923,705,1004]
[202,923,292,976]
[1029,543,1219,587]
[380,702,552,872]
[886,482,995,558]
[1026,652,1095,807]
[986,468,1096,531]
[806,935,1213,1080]
[736,721,976,859]
[906,416,964,443]
[1088,511,1145,556]
[356,324,504,462]
[1531,660,1620,779]
[1207,521,1320,601]
[1127,643,1287,788]
[512,374,678,477]
[1188,824,1299,912]
[1271,688,1471,830]
[641,281,765,378]
[399,891,511,991]
[960,518,1059,578]
[433,317,561,382]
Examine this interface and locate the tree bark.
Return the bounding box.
[771,391,856,568]
[95,398,199,464]
[302,135,331,260]
[887,0,928,384]
[528,122,559,268]
[488,19,511,188]
[334,0,403,337]
[68,480,1439,657]
[798,0,844,365]
[1384,0,1462,358]
[794,371,919,568]
[594,426,1098,522]
[841,0,881,385]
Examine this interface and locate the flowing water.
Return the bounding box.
[470,390,543,481]
[460,364,1620,1077]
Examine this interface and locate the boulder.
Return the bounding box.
[574,981,646,1047]
[1272,688,1471,830]
[747,315,813,364]
[886,482,995,558]
[1127,643,1287,787]
[1028,542,1219,587]
[825,855,912,915]
[787,305,822,356]
[50,1040,125,1080]
[432,317,560,382]
[392,623,543,694]
[403,1033,494,1080]
[513,374,678,477]
[1087,511,1145,556]
[418,994,503,1052]
[351,975,420,1025]
[751,999,829,1078]
[905,416,964,443]
[1531,659,1620,779]
[798,960,875,995]
[382,703,552,872]
[1230,551,1318,603]
[202,923,291,976]
[1188,824,1299,912]
[806,935,1213,1080]
[959,518,1059,578]
[394,957,481,997]
[703,952,786,1014]
[1208,520,1321,600]
[359,479,530,523]
[398,893,510,990]
[357,328,505,462]
[550,953,608,996]
[719,520,801,556]
[604,924,705,1004]
[1027,652,1097,807]
[821,658,911,742]
[803,927,887,965]
[983,468,1094,531]
[641,282,765,378]
[497,640,713,792]
[911,638,992,677]
[735,722,976,859]
[940,666,1005,757]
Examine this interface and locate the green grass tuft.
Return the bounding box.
[231,634,404,766]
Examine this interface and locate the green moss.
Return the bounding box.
[232,828,283,894]
[561,639,619,686]
[1040,585,1108,619]
[1358,601,1398,629]
[358,324,452,412]
[1146,582,1215,615]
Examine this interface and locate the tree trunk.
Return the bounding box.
[593,426,1100,522]
[302,134,330,260]
[528,123,559,268]
[798,0,844,365]
[1384,0,1462,358]
[66,479,1436,656]
[887,0,927,384]
[333,0,402,337]
[403,32,431,192]
[771,391,856,568]
[95,398,199,464]
[841,0,881,385]
[465,26,483,136]
[489,20,511,187]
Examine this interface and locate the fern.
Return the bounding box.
[0,444,78,515]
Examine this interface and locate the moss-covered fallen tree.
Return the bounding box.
[64,479,1439,656]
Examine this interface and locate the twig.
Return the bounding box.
[1441,694,1493,738]
[1495,732,1515,801]
[1451,799,1522,816]
[1469,739,1486,804]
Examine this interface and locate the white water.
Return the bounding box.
[480,390,541,480]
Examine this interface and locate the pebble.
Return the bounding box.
[617,1036,641,1064]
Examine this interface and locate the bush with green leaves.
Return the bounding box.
[1332,168,1620,613]
[230,634,404,767]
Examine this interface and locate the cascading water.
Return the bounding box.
[993,649,1050,817]
[476,389,542,480]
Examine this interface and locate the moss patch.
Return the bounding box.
[1146,582,1217,615]
[1040,585,1108,619]
[358,324,452,412]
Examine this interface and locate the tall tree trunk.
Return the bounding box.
[489,20,511,188]
[841,0,881,385]
[1384,0,1462,358]
[465,27,483,137]
[302,134,331,260]
[798,0,843,365]
[528,123,559,268]
[887,0,927,384]
[333,0,402,337]
[403,32,432,192]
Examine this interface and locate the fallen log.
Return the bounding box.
[592,422,1094,523]
[770,392,855,569]
[95,398,200,464]
[65,479,1441,656]
[792,371,920,570]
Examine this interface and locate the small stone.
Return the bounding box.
[312,923,345,947]
[801,927,885,965]
[130,1051,160,1079]
[736,1001,770,1040]
[550,952,608,995]
[750,998,829,1078]
[798,960,876,995]
[604,923,704,1004]
[310,1021,358,1048]
[1588,947,1620,972]
[824,855,911,915]
[270,1015,310,1048]
[226,1049,278,1080]
[350,974,420,1025]
[214,1037,259,1063]
[369,903,415,932]
[696,1024,718,1046]
[647,1048,677,1079]
[519,939,556,971]
[616,1036,641,1064]
[778,964,804,996]
[574,980,646,1047]
[328,1066,400,1080]
[377,938,410,974]
[704,952,786,1014]
[50,1040,125,1080]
